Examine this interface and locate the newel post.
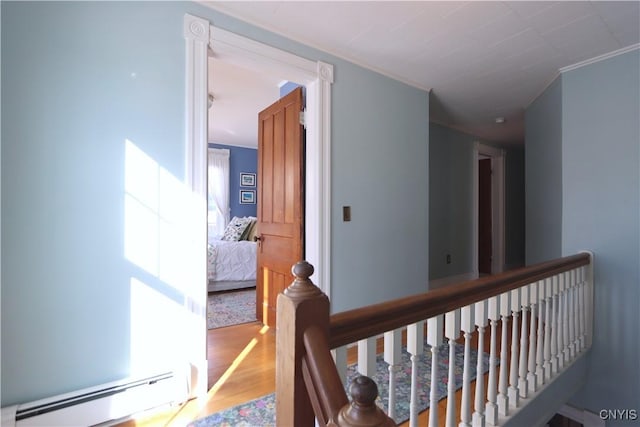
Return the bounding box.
[276,261,330,426]
[334,376,396,426]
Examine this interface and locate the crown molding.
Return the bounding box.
[560,43,640,74]
[199,1,431,93]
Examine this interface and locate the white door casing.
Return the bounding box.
[183,13,333,394]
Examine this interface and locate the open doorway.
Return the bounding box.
[206,56,307,329]
[184,19,334,390]
[472,142,505,276]
[204,57,274,331]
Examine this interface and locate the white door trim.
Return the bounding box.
[207,25,333,297]
[472,142,505,276]
[184,15,333,392]
[183,13,210,399]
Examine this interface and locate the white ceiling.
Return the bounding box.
[208,58,284,147]
[204,1,640,145]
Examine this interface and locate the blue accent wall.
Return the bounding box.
[279,81,303,97]
[525,78,563,264]
[209,143,257,218]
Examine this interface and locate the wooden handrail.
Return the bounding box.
[329,253,589,349]
[302,326,349,424]
[277,253,592,426]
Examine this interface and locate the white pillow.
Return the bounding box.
[221,216,253,241]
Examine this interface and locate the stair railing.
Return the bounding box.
[276,252,594,426]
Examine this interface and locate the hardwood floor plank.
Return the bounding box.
[120,312,527,426]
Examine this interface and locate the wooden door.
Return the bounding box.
[256,87,304,327]
[478,158,492,274]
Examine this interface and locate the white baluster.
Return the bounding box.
[551,276,560,375]
[384,328,402,420]
[497,292,510,416]
[459,305,474,427]
[557,274,567,369]
[518,286,529,399]
[569,269,578,358]
[332,346,348,385]
[566,271,574,360]
[562,272,571,364]
[472,300,488,427]
[408,321,425,427]
[529,281,541,393]
[543,278,553,382]
[428,315,444,427]
[358,337,376,377]
[485,296,500,426]
[578,266,586,352]
[534,281,545,390]
[446,310,461,427]
[584,253,595,348]
[508,289,520,408]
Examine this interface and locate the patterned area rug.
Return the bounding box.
[190,340,491,426]
[207,289,256,329]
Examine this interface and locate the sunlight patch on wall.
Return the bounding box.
[124,140,160,276]
[129,277,185,376]
[124,138,207,379]
[124,139,205,301]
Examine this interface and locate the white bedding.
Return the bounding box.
[207,239,257,281]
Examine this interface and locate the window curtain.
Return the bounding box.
[207,148,230,237]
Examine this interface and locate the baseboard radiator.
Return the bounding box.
[1,371,187,426]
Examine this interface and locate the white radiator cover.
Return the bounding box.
[1,372,187,426]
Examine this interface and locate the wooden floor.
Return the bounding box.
[117,321,275,426]
[121,312,544,427]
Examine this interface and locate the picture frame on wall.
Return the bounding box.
[240,172,256,187]
[240,190,256,204]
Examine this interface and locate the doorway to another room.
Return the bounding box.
[473,142,505,276]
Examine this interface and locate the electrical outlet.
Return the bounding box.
[446,254,452,264]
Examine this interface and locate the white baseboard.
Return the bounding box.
[557,404,606,427]
[1,372,188,427]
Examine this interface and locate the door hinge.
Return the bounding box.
[299,109,306,128]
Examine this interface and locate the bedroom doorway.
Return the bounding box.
[185,14,333,393]
[206,65,305,331]
[205,24,333,296]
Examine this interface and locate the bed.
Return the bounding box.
[207,216,258,293]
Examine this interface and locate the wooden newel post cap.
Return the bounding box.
[350,376,378,408]
[292,260,314,280]
[283,261,322,300]
[335,376,396,426]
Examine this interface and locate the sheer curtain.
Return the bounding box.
[207,148,230,238]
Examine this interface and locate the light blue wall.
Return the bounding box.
[330,72,429,312]
[429,123,474,279]
[561,50,640,419]
[1,1,430,405]
[2,1,187,407]
[525,78,563,264]
[429,123,525,280]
